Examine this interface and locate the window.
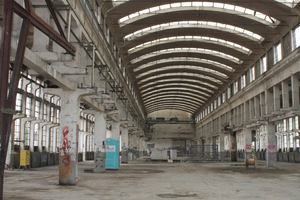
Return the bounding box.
[42,126,46,147]
[296,132,299,148]
[35,101,40,119]
[43,104,47,120]
[218,96,221,106]
[295,25,300,48]
[283,134,287,149]
[50,128,54,152]
[289,133,293,148]
[222,92,226,103]
[57,100,61,106]
[56,129,60,152]
[283,119,287,132]
[18,78,23,89]
[15,93,22,112]
[274,42,282,63]
[278,135,282,149]
[289,117,293,130]
[35,88,41,98]
[24,122,30,147]
[295,116,299,130]
[50,107,54,122]
[227,87,231,99]
[25,97,32,117]
[233,81,238,94]
[34,123,39,146]
[26,83,32,93]
[14,119,21,145]
[250,66,255,82]
[241,74,246,89]
[261,55,267,74]
[56,109,60,123]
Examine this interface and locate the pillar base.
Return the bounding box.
[121,151,128,163]
[94,152,106,173]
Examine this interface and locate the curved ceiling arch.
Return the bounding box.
[132,57,235,74]
[119,2,279,28]
[142,91,208,102]
[108,0,293,27]
[144,97,202,107]
[124,21,264,43]
[146,105,197,114]
[143,94,205,105]
[127,36,252,55]
[140,83,214,95]
[147,107,194,114]
[137,73,223,89]
[130,48,242,66]
[139,78,218,91]
[145,98,202,109]
[136,65,228,81]
[141,87,211,99]
[136,69,227,86]
[146,103,198,113]
[105,0,299,116]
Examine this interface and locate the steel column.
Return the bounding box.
[0,1,15,199]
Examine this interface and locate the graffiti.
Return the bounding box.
[60,126,71,167]
[231,143,236,150]
[246,144,252,150]
[268,141,276,153]
[60,126,71,157]
[42,154,47,163]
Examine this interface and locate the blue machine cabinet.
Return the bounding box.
[106,139,119,169]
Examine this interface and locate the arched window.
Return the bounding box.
[24,122,31,149]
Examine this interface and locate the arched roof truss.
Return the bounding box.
[105,0,300,116]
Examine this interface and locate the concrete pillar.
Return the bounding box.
[266,123,276,167]
[254,96,260,119]
[110,121,120,140]
[244,102,249,122]
[44,88,96,185]
[291,73,299,108]
[260,93,265,117]
[83,110,106,173]
[273,85,281,111]
[121,127,129,163]
[243,128,252,160]
[230,133,237,161]
[249,98,254,119]
[282,80,289,109]
[265,89,273,115]
[219,134,225,161]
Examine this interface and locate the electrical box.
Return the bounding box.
[106,139,119,170]
[20,150,30,166]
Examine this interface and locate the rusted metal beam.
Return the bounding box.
[14,2,76,55]
[45,0,66,39]
[0,0,15,199]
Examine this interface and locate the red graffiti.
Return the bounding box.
[60,126,71,166]
[246,144,252,150]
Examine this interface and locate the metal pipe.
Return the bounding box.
[67,8,72,42]
[92,45,95,87]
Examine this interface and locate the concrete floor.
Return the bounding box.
[3,160,300,200]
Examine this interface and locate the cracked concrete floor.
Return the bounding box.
[3,160,300,200]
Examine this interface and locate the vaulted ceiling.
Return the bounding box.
[101,0,300,116]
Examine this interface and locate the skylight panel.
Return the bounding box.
[235,6,245,13]
[214,3,224,8]
[171,3,181,8]
[182,2,192,7]
[150,6,159,12]
[160,4,170,10]
[192,2,202,6]
[203,2,213,7]
[129,13,139,18]
[140,9,150,15]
